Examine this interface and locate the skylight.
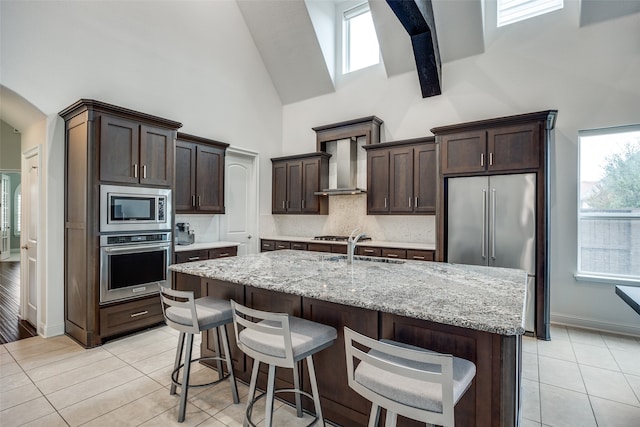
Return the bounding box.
[342,2,380,74]
[497,0,564,27]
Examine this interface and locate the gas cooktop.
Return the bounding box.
[313,235,371,242]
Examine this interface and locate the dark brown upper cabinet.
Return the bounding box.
[100,115,174,187]
[271,153,330,215]
[175,133,228,214]
[364,137,436,215]
[439,122,540,175]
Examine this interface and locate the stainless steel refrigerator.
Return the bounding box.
[447,173,536,332]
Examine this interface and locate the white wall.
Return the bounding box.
[1,0,283,337]
[281,5,640,335]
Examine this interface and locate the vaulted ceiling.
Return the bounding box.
[237,0,640,105]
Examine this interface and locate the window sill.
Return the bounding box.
[574,273,640,287]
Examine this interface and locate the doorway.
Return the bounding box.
[0,170,34,343]
[221,148,259,255]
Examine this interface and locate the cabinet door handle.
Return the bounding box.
[188,256,200,261]
[415,197,418,208]
[282,201,285,209]
[198,196,201,207]
[142,165,147,179]
[384,197,387,208]
[130,310,148,318]
[409,197,412,208]
[489,152,494,166]
[302,199,305,209]
[218,253,229,257]
[133,164,138,178]
[192,195,196,207]
[413,256,425,260]
[480,153,484,167]
[386,254,398,258]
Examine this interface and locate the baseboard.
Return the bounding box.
[40,321,65,338]
[551,312,640,337]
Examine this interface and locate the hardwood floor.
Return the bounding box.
[0,261,36,344]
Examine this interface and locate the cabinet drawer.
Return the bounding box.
[100,296,164,338]
[175,250,209,263]
[290,242,308,251]
[406,249,434,261]
[209,246,237,259]
[307,243,332,253]
[261,240,275,251]
[331,244,348,254]
[381,248,407,259]
[357,246,382,257]
[275,241,291,250]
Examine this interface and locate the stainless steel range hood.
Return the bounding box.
[315,138,366,196]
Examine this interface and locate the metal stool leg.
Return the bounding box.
[211,327,225,380]
[170,332,186,396]
[306,355,324,424]
[292,361,303,417]
[178,333,194,423]
[244,359,260,427]
[264,364,277,427]
[220,324,239,404]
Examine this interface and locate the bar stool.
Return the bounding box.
[344,327,476,427]
[230,300,337,427]
[159,285,240,423]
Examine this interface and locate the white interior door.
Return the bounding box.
[222,149,258,255]
[0,174,10,261]
[22,150,40,327]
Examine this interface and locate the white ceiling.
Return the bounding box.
[236,0,639,105]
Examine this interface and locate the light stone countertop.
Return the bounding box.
[169,250,526,335]
[260,235,436,251]
[174,241,240,252]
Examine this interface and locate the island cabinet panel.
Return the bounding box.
[245,287,303,406]
[201,279,246,376]
[174,247,237,298]
[302,298,378,427]
[381,313,516,427]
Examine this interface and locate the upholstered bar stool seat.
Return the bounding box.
[231,301,337,427]
[160,286,240,423]
[345,327,476,427]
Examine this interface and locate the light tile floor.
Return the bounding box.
[1,324,639,426]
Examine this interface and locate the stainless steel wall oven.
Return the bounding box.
[99,232,171,304]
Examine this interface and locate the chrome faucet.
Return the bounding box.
[347,228,367,265]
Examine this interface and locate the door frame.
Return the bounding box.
[0,173,12,260]
[21,145,42,330]
[223,146,259,254]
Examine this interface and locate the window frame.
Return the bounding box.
[575,124,640,286]
[497,0,564,28]
[340,1,380,75]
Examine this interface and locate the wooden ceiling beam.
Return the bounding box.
[385,0,442,98]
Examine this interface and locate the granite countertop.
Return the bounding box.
[174,241,240,252]
[169,250,526,335]
[260,235,436,251]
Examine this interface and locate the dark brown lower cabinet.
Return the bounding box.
[199,280,520,426]
[99,295,164,338]
[302,298,377,427]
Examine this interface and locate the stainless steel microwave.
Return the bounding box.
[100,185,172,232]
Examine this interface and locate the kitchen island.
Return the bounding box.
[170,250,527,426]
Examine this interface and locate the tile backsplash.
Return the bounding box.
[262,194,435,244]
[175,214,220,242]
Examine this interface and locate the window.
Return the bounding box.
[342,2,379,74]
[497,0,563,27]
[14,185,21,236]
[577,125,640,284]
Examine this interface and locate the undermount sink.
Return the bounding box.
[322,255,405,265]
